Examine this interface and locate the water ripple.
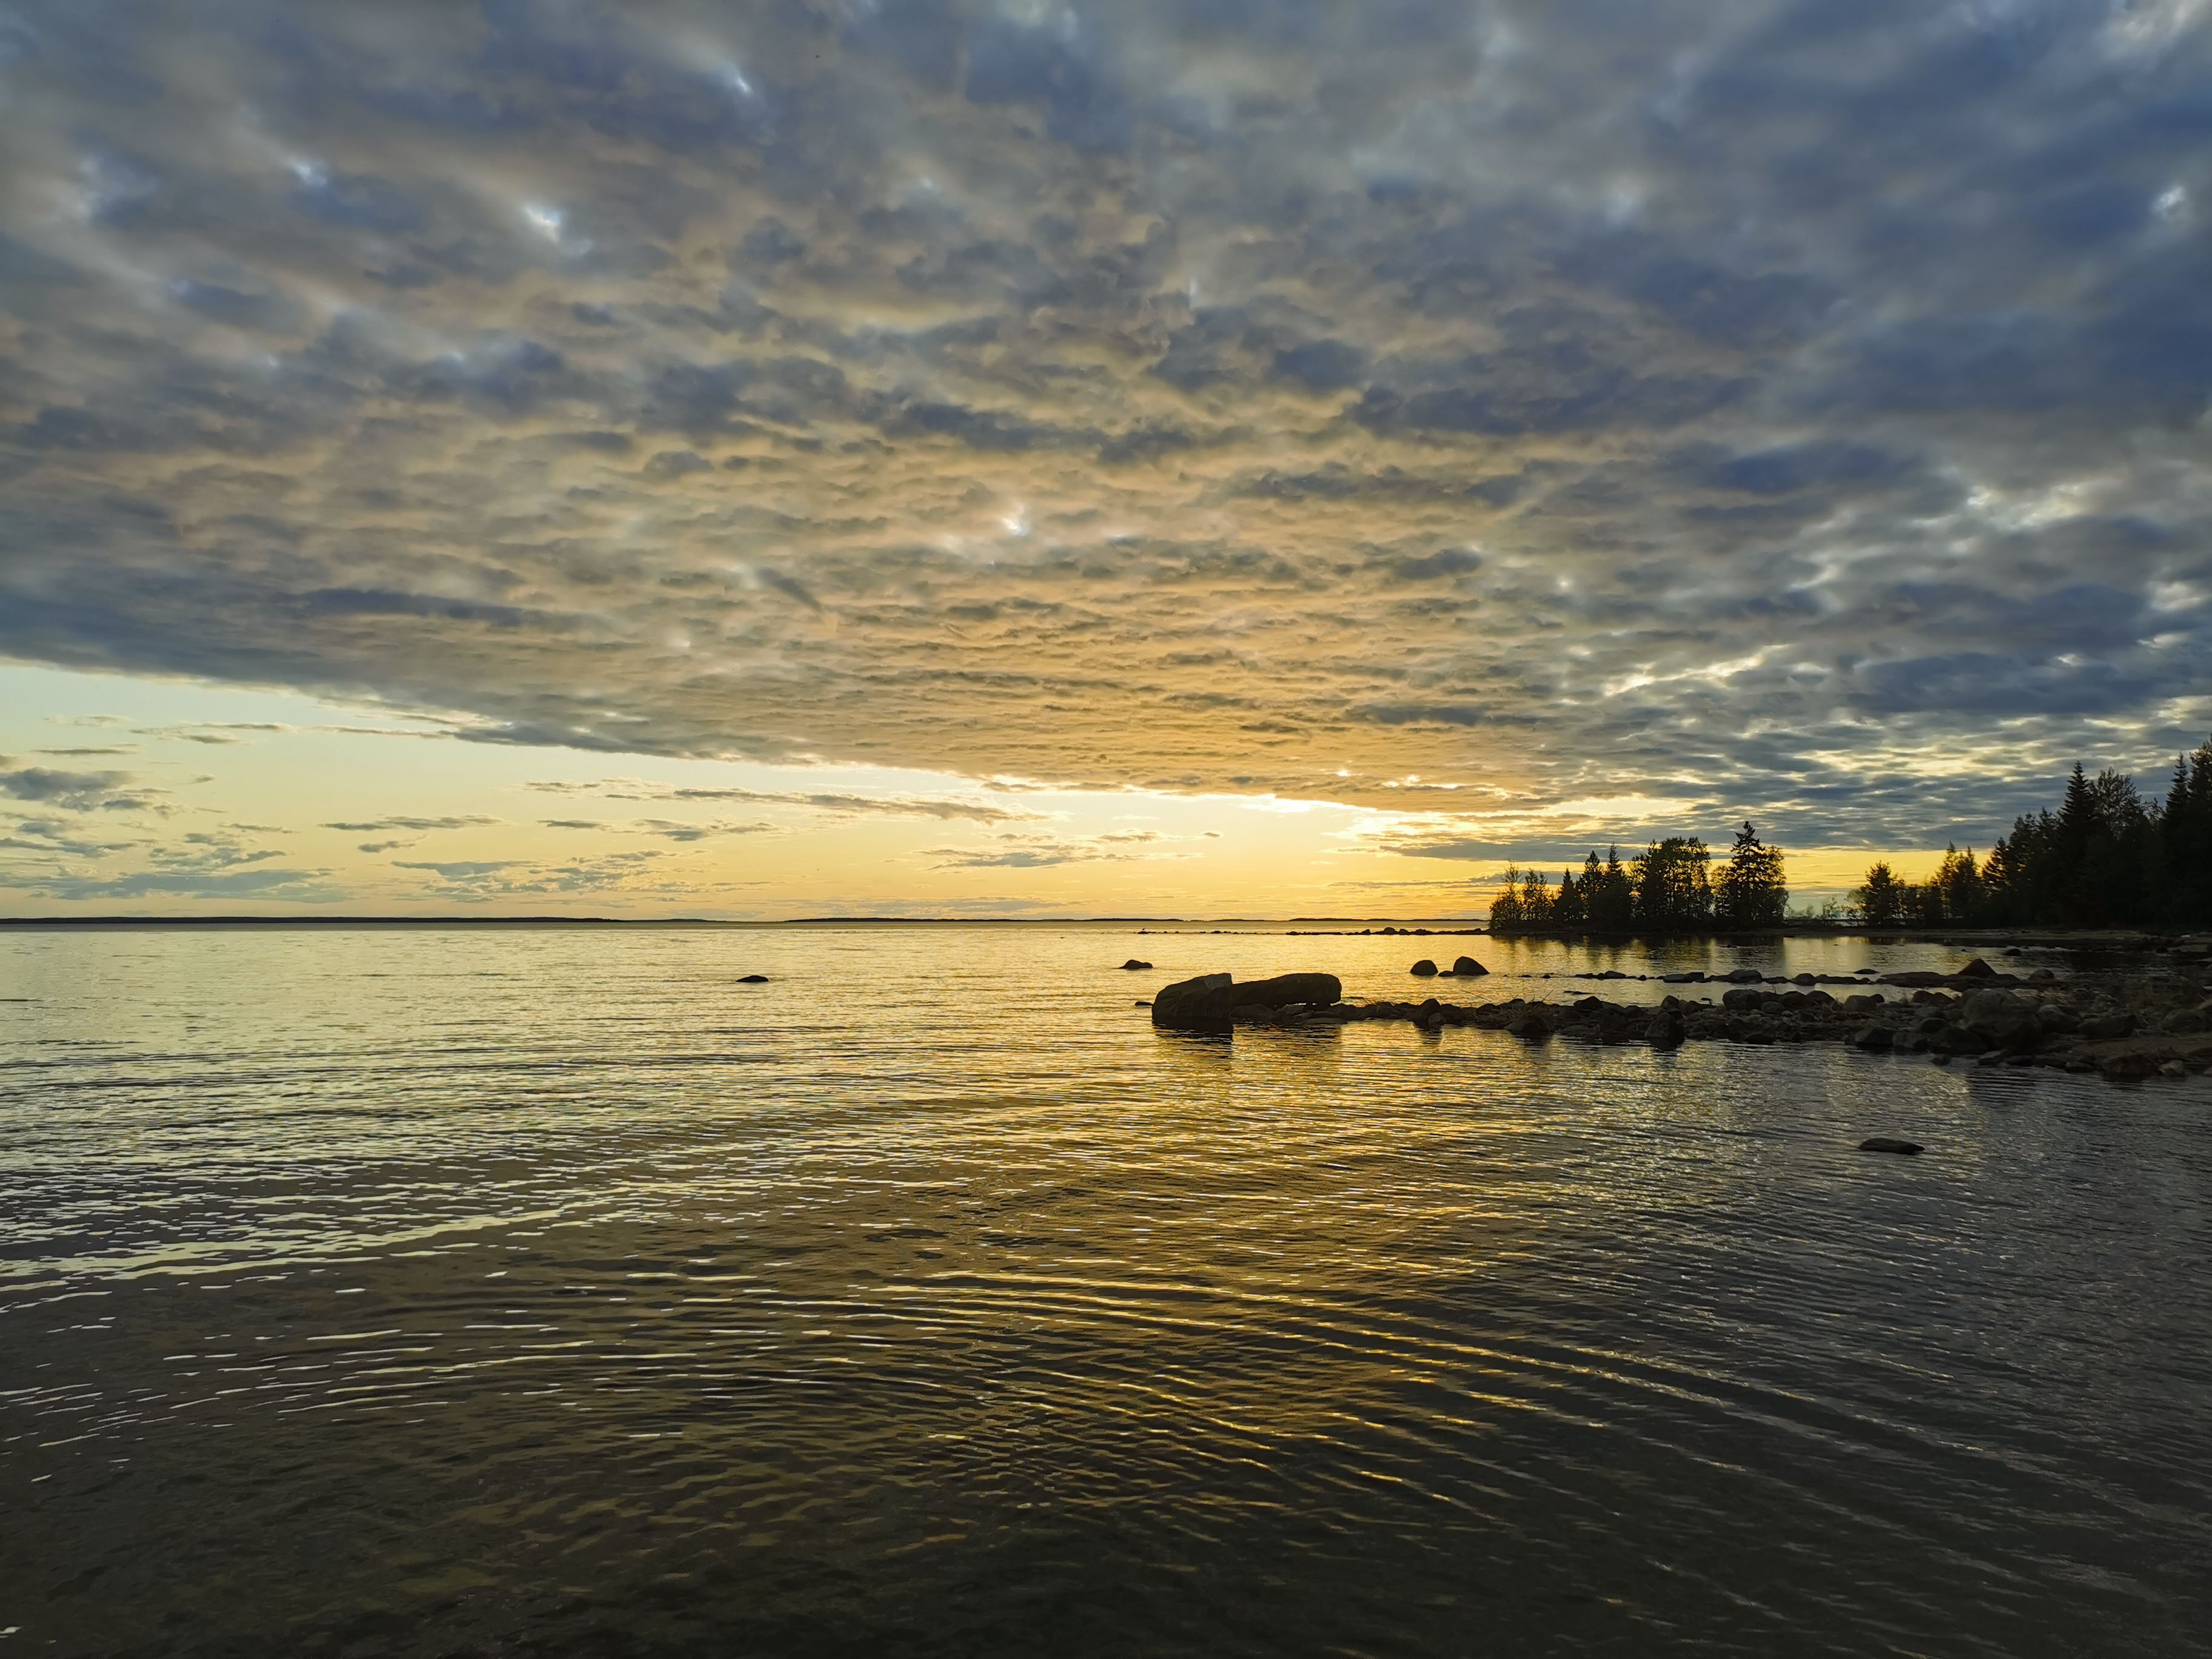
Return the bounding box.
[2,925,2209,1657]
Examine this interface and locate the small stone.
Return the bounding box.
[1858,1138,1923,1155]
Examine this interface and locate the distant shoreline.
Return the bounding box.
[0,914,1488,929]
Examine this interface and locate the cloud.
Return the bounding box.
[538,815,775,840]
[323,815,503,831]
[1,1,2207,852]
[526,779,1043,824]
[0,763,156,811]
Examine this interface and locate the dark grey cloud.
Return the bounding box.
[1,0,2208,849]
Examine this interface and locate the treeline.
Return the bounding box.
[1491,822,1788,934]
[1854,736,2212,930]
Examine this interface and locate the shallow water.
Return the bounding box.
[2,924,2209,1657]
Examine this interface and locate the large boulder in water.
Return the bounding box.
[1959,988,2042,1053]
[1150,971,1343,1033]
[1452,956,1487,976]
[1410,959,1439,977]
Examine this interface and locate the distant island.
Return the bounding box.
[1490,735,2212,937]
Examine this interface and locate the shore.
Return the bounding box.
[1158,954,2212,1084]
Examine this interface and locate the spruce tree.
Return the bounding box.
[1714,821,1788,929]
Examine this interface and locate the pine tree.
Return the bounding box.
[1552,870,1586,929]
[1713,821,1788,929]
[1931,844,1981,923]
[1632,837,1713,932]
[1855,862,1906,928]
[1489,864,1524,931]
[1520,870,1553,928]
[1587,846,1635,932]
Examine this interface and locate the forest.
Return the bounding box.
[1852,736,2212,930]
[1490,735,2212,935]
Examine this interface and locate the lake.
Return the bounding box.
[3,923,2208,1656]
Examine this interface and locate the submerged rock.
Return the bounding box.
[1646,1010,1686,1050]
[737,974,770,984]
[1858,1137,1923,1155]
[1121,958,1153,970]
[1150,971,1344,1033]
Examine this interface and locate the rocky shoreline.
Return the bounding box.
[1148,959,2212,1083]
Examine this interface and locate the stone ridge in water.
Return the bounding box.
[1151,971,1345,1033]
[1324,977,2212,1083]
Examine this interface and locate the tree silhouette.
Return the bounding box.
[1714,822,1788,929]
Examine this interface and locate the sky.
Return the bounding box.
[2,0,2209,918]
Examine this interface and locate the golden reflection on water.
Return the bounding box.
[2,925,2209,1657]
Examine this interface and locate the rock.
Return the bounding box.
[1151,971,1344,1033]
[1453,956,1488,976]
[1646,1010,1686,1050]
[1961,988,2025,1022]
[1410,959,1439,977]
[1660,971,1704,984]
[1959,958,1997,978]
[2080,1012,2136,1040]
[2100,1051,2160,1081]
[1121,958,1153,970]
[1931,1052,1952,1067]
[1849,1025,1894,1051]
[1413,998,1445,1031]
[1880,971,1948,988]
[1726,967,1763,983]
[1792,973,1817,985]
[2160,1060,2188,1078]
[1721,987,1766,1011]
[738,974,770,983]
[2160,1008,2208,1034]
[1858,1138,1923,1155]
[2036,1005,2080,1034]
[1506,1011,1551,1039]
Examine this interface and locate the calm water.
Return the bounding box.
[3,925,2209,1657]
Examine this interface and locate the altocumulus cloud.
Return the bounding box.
[1,2,2210,846]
